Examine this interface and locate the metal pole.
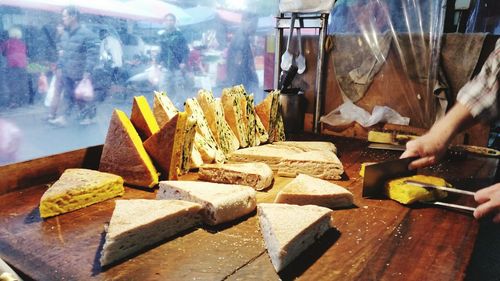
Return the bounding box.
[274,13,284,90]
[313,13,328,133]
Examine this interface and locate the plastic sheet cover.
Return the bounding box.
[327,0,447,129]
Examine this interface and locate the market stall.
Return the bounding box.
[0,0,499,280]
[0,135,497,280]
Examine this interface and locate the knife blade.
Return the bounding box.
[362,156,418,198]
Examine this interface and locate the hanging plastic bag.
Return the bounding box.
[147,64,162,86]
[38,73,48,94]
[74,78,94,102]
[320,100,410,128]
[44,75,57,107]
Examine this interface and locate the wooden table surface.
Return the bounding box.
[0,136,498,281]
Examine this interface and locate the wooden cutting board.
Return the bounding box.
[0,136,497,280]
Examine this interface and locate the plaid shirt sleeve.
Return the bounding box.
[457,39,500,121]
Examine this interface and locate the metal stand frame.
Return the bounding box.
[274,13,329,133]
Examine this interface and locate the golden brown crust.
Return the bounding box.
[153,94,169,128]
[99,111,157,187]
[143,114,178,179]
[255,94,273,131]
[196,91,219,143]
[221,91,240,141]
[131,97,151,140]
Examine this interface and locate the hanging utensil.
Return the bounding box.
[296,18,306,74]
[280,13,296,71]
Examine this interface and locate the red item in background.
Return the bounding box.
[38,73,49,94]
[0,38,28,68]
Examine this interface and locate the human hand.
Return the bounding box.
[400,132,450,170]
[179,63,186,70]
[474,183,500,223]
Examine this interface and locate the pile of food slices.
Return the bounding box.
[38,85,354,273]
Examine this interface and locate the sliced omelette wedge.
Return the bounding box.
[39,168,124,218]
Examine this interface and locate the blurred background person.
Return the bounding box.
[0,26,29,108]
[158,13,189,104]
[226,13,259,95]
[50,6,99,126]
[95,28,123,102]
[0,30,8,108]
[0,118,22,165]
[41,22,66,121]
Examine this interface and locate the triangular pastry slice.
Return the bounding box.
[130,95,160,140]
[257,203,332,272]
[39,168,124,218]
[255,90,284,142]
[144,112,196,180]
[272,141,337,154]
[255,92,273,132]
[99,110,158,187]
[221,86,249,148]
[198,162,273,190]
[100,199,202,267]
[228,144,303,170]
[196,90,239,155]
[277,150,344,180]
[151,92,203,169]
[185,98,225,163]
[157,181,256,225]
[255,112,269,144]
[275,174,353,208]
[153,91,178,128]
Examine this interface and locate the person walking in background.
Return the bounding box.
[50,6,99,126]
[95,28,123,101]
[226,13,259,94]
[42,22,66,120]
[0,26,29,108]
[158,13,189,103]
[0,118,22,165]
[0,30,8,108]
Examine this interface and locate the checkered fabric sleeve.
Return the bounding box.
[457,39,500,121]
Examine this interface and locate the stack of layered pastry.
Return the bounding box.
[227,141,344,180]
[37,84,350,273]
[99,173,354,269]
[98,85,288,187]
[38,167,354,272]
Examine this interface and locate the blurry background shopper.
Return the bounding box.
[0,118,22,164]
[0,26,29,108]
[0,30,7,108]
[50,6,99,126]
[95,28,123,101]
[226,13,259,95]
[158,13,189,105]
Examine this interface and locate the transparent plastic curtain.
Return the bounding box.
[327,0,446,128]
